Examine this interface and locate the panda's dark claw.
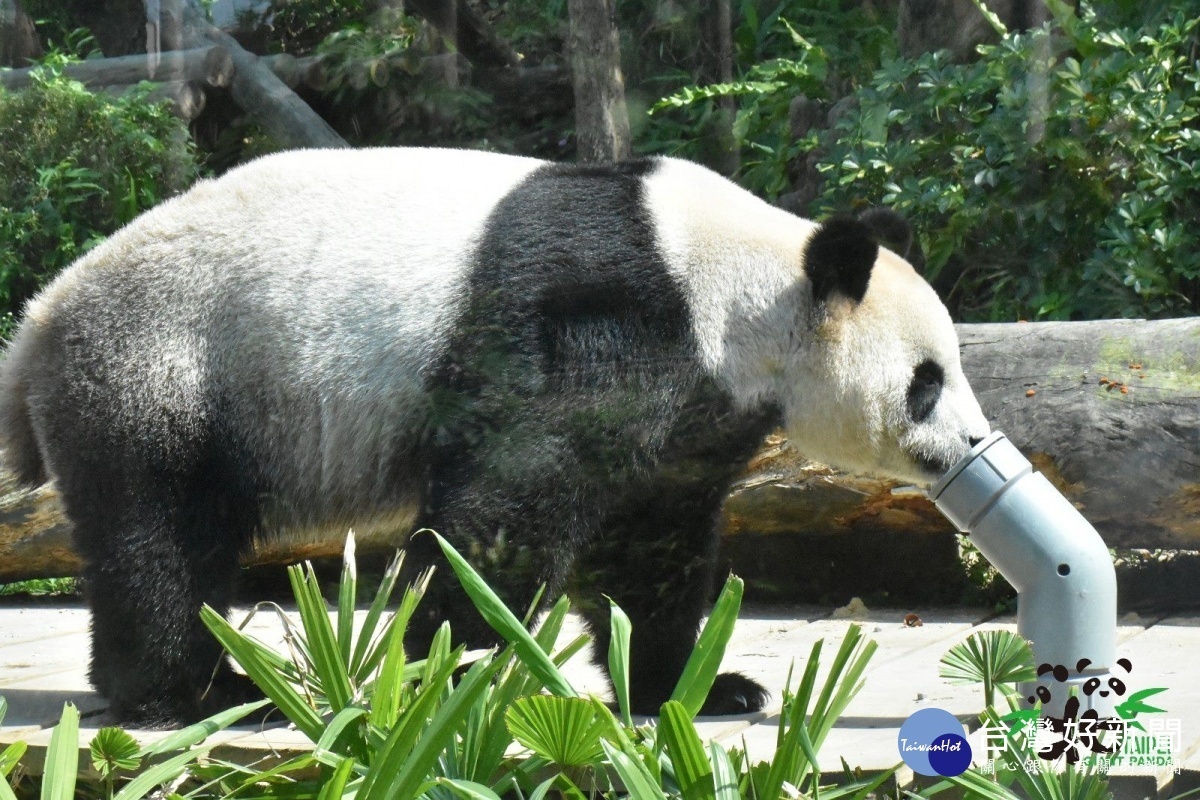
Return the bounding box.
[698,672,770,716]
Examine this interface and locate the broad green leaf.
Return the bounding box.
[0,741,26,779]
[40,703,78,800]
[317,755,356,800]
[505,695,606,768]
[940,630,1036,709]
[337,531,358,667]
[349,550,405,678]
[138,699,269,757]
[608,599,634,728]
[601,739,668,800]
[658,701,715,800]
[434,778,505,800]
[112,746,207,800]
[709,742,740,800]
[289,562,353,713]
[431,531,575,697]
[670,575,743,717]
[89,727,140,777]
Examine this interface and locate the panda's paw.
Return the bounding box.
[699,672,769,716]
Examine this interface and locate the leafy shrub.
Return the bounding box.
[810,3,1200,320]
[0,61,200,330]
[643,0,895,193]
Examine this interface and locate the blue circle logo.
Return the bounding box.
[898,708,972,776]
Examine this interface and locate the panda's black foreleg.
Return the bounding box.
[407,422,592,659]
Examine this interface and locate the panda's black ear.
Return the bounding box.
[856,207,912,258]
[804,216,877,304]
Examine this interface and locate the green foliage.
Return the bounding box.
[0,578,78,598]
[256,0,376,55]
[939,629,1037,709]
[810,3,1200,320]
[643,0,894,191]
[0,63,199,322]
[0,530,886,800]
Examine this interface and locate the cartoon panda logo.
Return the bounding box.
[1028,657,1132,707]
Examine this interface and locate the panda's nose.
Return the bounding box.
[968,436,984,447]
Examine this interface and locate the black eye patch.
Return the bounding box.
[907,359,944,422]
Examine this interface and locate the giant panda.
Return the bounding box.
[0,147,989,726]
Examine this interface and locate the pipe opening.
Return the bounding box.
[1057,563,1071,576]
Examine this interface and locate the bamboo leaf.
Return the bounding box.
[314,706,368,762]
[317,756,356,800]
[337,531,358,667]
[608,599,634,728]
[373,655,503,800]
[435,778,505,800]
[358,648,465,800]
[138,699,269,757]
[659,701,715,800]
[709,742,740,800]
[112,746,207,800]
[0,741,26,780]
[40,703,78,800]
[601,739,668,800]
[202,605,325,741]
[349,550,405,678]
[431,531,576,697]
[290,562,354,713]
[370,568,430,729]
[670,575,743,717]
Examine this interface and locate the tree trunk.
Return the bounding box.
[0,0,41,68]
[567,0,631,163]
[700,0,738,174]
[0,319,1196,584]
[405,0,520,70]
[897,0,1073,60]
[0,46,234,90]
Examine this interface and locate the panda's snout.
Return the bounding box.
[968,436,985,447]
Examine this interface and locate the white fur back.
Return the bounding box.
[28,148,544,531]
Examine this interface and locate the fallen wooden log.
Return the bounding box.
[0,46,233,91]
[0,318,1197,582]
[181,7,347,150]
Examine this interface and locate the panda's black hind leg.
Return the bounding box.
[62,450,260,728]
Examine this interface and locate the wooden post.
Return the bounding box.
[567,0,632,163]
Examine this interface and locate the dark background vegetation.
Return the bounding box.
[2,0,1199,330]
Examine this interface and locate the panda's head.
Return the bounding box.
[783,211,990,486]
